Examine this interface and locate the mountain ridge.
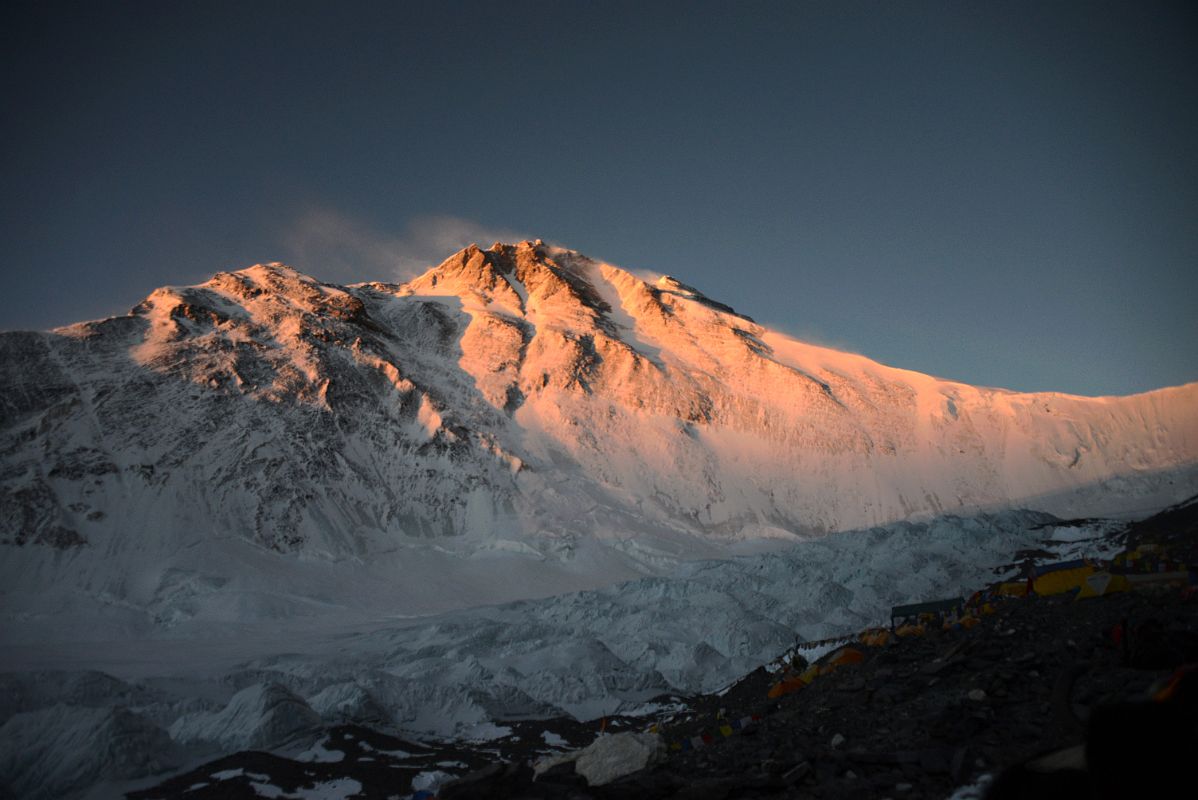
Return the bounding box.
[1,239,1196,625]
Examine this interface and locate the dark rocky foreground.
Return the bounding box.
[129,589,1198,800]
[439,588,1197,800]
[131,503,1198,800]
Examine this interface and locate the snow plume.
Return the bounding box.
[760,319,867,361]
[283,209,528,282]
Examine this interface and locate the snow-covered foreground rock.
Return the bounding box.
[1,240,1196,637]
[0,510,1121,798]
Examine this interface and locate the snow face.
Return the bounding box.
[0,240,1195,637]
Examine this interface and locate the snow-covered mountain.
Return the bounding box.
[1,240,1196,628]
[2,239,1197,799]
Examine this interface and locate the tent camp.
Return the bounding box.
[767,664,821,698]
[858,628,892,647]
[818,646,865,673]
[891,598,963,629]
[1032,560,1096,596]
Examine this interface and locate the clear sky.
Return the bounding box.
[2,1,1195,396]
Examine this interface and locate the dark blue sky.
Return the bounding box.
[3,1,1195,396]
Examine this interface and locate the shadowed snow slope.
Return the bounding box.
[0,240,1196,632]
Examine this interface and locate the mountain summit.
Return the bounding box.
[2,240,1196,620]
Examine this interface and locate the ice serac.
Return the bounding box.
[1,240,1197,623]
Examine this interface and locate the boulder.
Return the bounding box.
[535,731,665,787]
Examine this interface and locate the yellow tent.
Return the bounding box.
[858,629,892,647]
[1033,562,1095,596]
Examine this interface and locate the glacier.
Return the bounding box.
[0,510,1126,799]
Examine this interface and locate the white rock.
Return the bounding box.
[540,731,665,787]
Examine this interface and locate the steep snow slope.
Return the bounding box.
[1,239,1196,630]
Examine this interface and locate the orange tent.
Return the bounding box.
[820,646,866,672]
[858,629,892,647]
